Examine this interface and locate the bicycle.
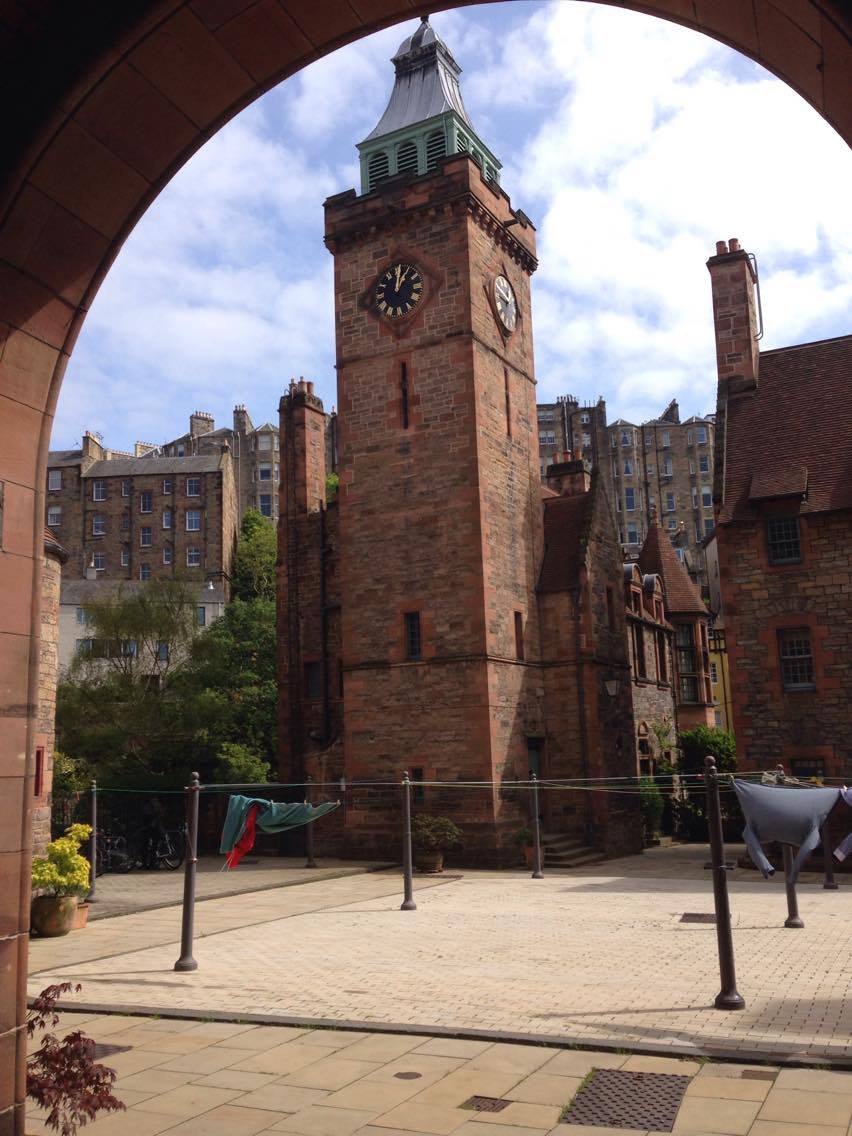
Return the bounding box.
[153,826,185,871]
[94,831,132,875]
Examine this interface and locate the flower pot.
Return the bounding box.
[72,901,90,930]
[30,896,78,937]
[523,846,545,869]
[414,851,444,873]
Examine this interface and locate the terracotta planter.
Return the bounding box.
[31,896,78,937]
[414,851,444,873]
[523,846,545,869]
[72,901,90,930]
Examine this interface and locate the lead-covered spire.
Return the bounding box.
[357,17,501,194]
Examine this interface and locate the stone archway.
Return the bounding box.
[1,2,849,1129]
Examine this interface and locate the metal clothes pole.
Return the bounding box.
[88,779,97,901]
[174,772,201,971]
[822,822,839,890]
[782,844,804,928]
[400,771,416,911]
[530,772,544,880]
[704,756,745,1010]
[304,774,317,868]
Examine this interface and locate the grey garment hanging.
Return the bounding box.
[733,779,840,882]
[834,787,852,862]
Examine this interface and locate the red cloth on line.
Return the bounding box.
[226,804,259,869]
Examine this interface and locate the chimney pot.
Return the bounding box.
[729,237,740,252]
[307,381,314,395]
[715,240,728,256]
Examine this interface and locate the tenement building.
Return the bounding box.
[278,18,651,864]
[44,430,237,670]
[537,400,716,596]
[708,238,852,780]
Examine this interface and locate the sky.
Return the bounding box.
[52,1,852,452]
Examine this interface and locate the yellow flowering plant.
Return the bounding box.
[31,824,92,898]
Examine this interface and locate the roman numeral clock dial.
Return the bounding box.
[375,262,423,319]
[494,274,517,333]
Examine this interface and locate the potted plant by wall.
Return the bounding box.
[512,826,544,870]
[411,815,462,873]
[31,824,92,938]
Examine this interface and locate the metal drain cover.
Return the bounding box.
[563,1069,691,1131]
[462,1096,512,1113]
[680,913,716,924]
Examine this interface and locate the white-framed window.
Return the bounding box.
[538,432,556,446]
[75,607,92,625]
[580,412,590,425]
[92,514,106,536]
[93,480,107,501]
[186,477,200,496]
[699,454,710,474]
[621,430,631,447]
[702,487,713,507]
[121,548,129,567]
[163,547,172,565]
[668,518,677,531]
[121,513,130,531]
[162,508,172,529]
[662,430,671,448]
[274,435,280,451]
[692,487,698,508]
[48,469,62,491]
[47,505,61,527]
[258,433,272,451]
[196,606,206,627]
[710,662,718,683]
[139,563,151,580]
[689,460,695,475]
[644,434,652,448]
[705,518,715,536]
[662,457,673,477]
[186,548,201,567]
[626,522,639,545]
[666,492,676,512]
[687,430,693,445]
[176,443,185,457]
[162,478,172,494]
[92,552,105,572]
[646,462,655,475]
[623,459,632,475]
[610,434,617,448]
[582,433,591,448]
[140,491,152,513]
[140,526,152,547]
[155,641,169,662]
[121,479,131,497]
[186,509,201,532]
[697,426,708,444]
[625,488,636,512]
[259,494,272,518]
[675,547,685,561]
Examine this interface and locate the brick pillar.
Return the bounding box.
[33,533,68,856]
[278,381,327,780]
[706,238,760,506]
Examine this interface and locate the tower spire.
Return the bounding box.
[357,17,501,194]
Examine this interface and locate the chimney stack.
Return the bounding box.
[190,411,214,437]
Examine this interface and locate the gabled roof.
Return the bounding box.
[252,422,278,433]
[82,455,222,478]
[720,334,852,523]
[638,518,707,616]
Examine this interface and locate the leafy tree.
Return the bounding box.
[678,725,737,776]
[231,509,276,601]
[212,742,271,785]
[325,472,339,502]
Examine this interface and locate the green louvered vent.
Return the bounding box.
[457,133,468,152]
[368,150,390,190]
[426,129,446,170]
[397,140,418,175]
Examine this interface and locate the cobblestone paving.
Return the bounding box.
[26,1014,852,1136]
[28,855,852,1061]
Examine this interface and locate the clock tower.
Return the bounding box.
[324,18,545,860]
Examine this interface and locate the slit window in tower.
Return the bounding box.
[514,611,524,660]
[400,362,409,429]
[404,612,422,660]
[504,370,511,437]
[368,150,389,190]
[425,130,446,170]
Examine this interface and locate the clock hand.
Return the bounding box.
[394,265,402,291]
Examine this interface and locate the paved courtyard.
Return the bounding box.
[28,849,852,1062]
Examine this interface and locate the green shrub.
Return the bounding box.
[411,815,462,852]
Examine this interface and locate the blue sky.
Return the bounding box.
[53,1,852,451]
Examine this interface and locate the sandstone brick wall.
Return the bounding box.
[33,548,63,855]
[719,509,852,778]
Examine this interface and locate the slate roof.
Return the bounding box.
[47,449,83,466]
[638,518,707,616]
[82,455,222,478]
[363,17,474,142]
[538,493,593,593]
[720,334,852,524]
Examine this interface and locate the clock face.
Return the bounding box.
[494,274,517,332]
[375,262,423,319]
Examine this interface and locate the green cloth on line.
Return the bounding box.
[220,794,340,854]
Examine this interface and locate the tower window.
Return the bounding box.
[404,612,422,660]
[514,611,524,661]
[397,140,418,175]
[425,130,445,170]
[400,362,409,430]
[368,150,389,190]
[504,370,511,438]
